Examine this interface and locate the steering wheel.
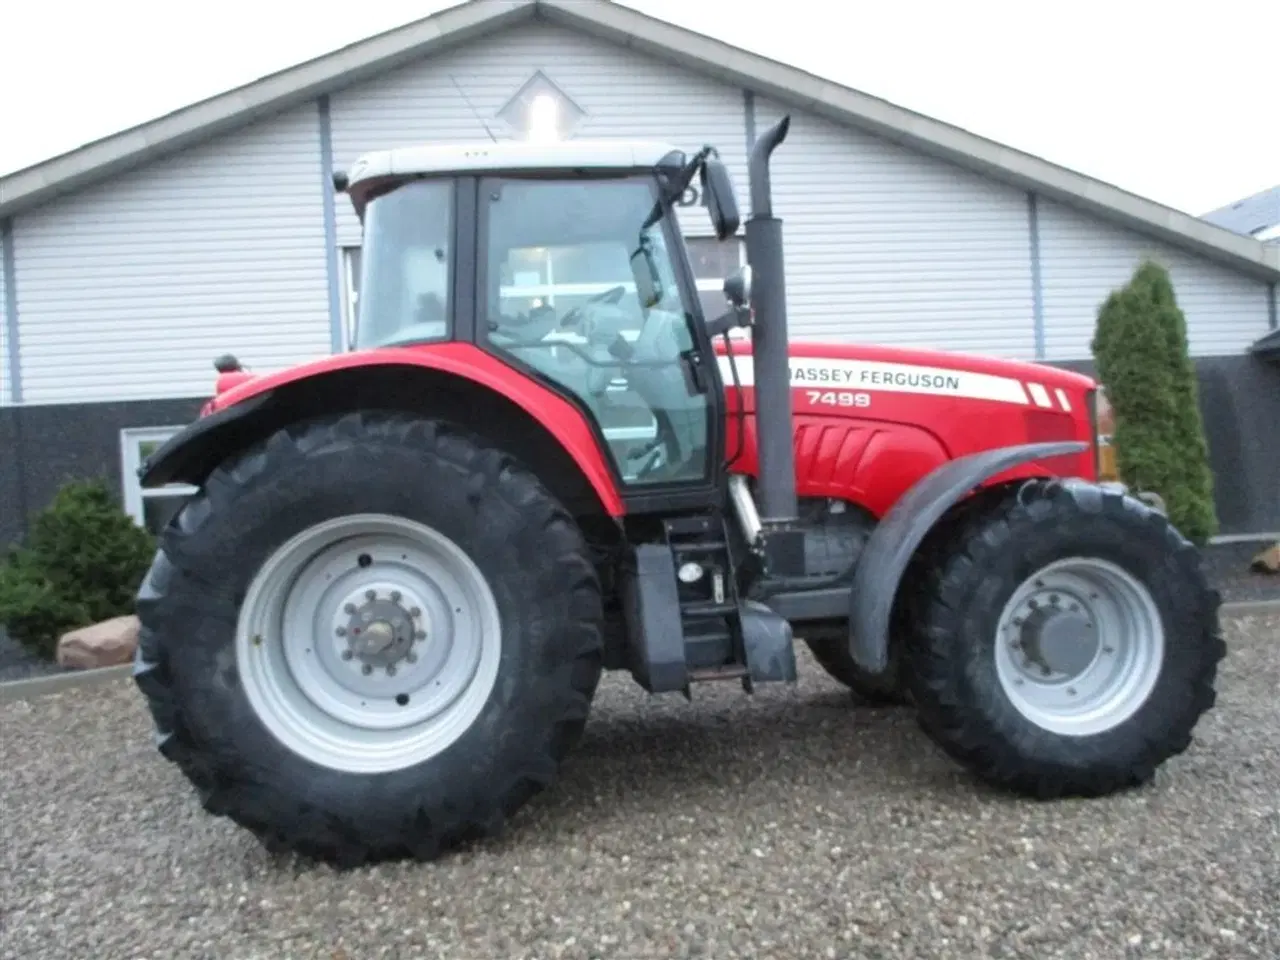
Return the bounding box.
[560,285,627,329]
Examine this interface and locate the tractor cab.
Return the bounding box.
[339,140,751,497]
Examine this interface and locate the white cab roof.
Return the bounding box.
[346,139,685,187]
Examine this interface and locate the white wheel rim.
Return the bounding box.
[994,557,1164,737]
[236,513,502,774]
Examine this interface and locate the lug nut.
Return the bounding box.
[1067,687,1077,696]
[336,627,347,637]
[362,664,373,676]
[387,665,397,677]
[415,630,426,641]
[341,650,353,661]
[410,607,421,618]
[406,652,417,664]
[391,591,402,602]
[365,589,377,601]
[344,603,356,614]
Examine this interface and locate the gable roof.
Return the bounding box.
[1202,185,1280,244]
[1,0,1278,281]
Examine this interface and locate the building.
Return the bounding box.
[1,0,1278,545]
[1203,185,1280,245]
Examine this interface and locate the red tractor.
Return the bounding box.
[133,116,1223,866]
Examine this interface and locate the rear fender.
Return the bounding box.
[140,346,626,518]
[848,440,1088,674]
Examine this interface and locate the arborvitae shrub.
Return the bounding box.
[1090,260,1218,544]
[0,479,156,659]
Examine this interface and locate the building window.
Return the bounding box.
[341,245,362,348]
[686,235,747,323]
[120,427,198,535]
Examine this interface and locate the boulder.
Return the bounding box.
[1252,542,1280,575]
[56,615,140,669]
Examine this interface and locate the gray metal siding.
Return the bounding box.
[0,241,8,406]
[1038,198,1272,361]
[328,22,749,248]
[752,99,1036,358]
[13,104,330,405]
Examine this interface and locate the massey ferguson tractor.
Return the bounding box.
[132,116,1224,866]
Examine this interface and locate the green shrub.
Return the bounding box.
[1090,260,1218,544]
[0,479,157,659]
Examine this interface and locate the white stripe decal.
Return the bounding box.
[1055,388,1072,412]
[1026,382,1053,408]
[717,355,1030,405]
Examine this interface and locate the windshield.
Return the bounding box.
[353,180,453,350]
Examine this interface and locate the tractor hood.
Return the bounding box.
[715,338,1096,405]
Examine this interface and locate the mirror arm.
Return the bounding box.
[705,305,751,339]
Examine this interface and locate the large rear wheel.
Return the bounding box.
[906,479,1224,798]
[133,412,604,866]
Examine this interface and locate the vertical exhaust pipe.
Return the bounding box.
[745,116,798,529]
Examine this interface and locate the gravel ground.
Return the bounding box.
[2,614,1277,960]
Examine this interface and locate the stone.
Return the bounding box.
[1251,543,1280,575]
[56,615,140,669]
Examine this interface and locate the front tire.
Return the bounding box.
[133,412,604,866]
[906,479,1224,798]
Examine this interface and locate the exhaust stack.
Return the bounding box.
[745,116,798,532]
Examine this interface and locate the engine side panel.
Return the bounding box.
[717,342,1097,513]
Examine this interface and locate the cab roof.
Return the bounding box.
[345,139,686,189]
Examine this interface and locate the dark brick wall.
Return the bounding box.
[0,397,205,547]
[1049,353,1280,536]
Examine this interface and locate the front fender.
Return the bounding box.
[847,440,1088,674]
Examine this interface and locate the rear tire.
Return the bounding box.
[906,479,1224,798]
[133,412,604,866]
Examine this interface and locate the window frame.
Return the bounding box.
[120,426,199,533]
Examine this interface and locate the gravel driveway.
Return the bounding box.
[2,613,1277,960]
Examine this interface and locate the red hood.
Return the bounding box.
[715,338,1096,394]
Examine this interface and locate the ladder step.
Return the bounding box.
[671,541,728,555]
[688,664,749,683]
[681,601,738,618]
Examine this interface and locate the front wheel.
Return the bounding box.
[906,480,1224,798]
[133,413,604,866]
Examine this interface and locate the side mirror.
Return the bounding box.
[723,264,752,309]
[630,240,664,308]
[699,157,740,241]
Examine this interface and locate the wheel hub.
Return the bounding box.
[341,594,424,670]
[1016,600,1098,679]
